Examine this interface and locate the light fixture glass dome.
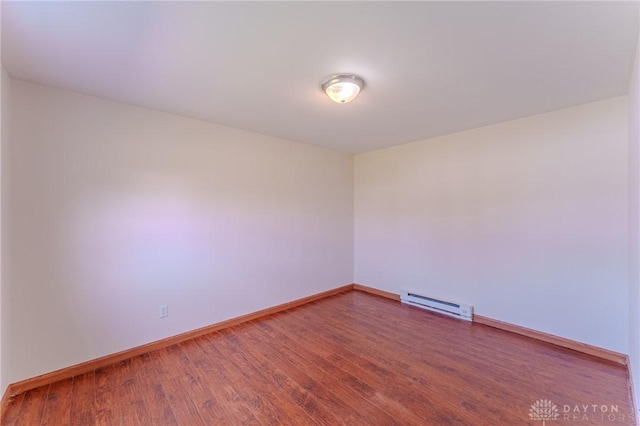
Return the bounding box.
[322,74,365,104]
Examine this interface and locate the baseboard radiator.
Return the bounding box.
[400,291,473,321]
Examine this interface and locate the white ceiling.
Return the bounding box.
[2,1,639,153]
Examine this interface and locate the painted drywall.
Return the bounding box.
[7,80,354,383]
[0,66,8,395]
[355,97,629,353]
[629,35,640,411]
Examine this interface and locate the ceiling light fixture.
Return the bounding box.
[321,74,365,104]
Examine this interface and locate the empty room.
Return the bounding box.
[1,1,640,425]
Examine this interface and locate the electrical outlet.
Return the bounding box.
[159,304,168,318]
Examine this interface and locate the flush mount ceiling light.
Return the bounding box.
[321,74,365,104]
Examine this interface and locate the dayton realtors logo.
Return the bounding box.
[529,399,635,424]
[529,399,560,425]
[562,403,633,423]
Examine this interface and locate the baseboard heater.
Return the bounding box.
[400,291,473,321]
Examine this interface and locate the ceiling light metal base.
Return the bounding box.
[321,74,365,103]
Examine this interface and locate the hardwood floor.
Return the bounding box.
[2,291,635,425]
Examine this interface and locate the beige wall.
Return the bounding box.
[628,35,640,412]
[355,96,629,353]
[6,80,354,383]
[0,66,9,395]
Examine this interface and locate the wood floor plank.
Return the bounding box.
[41,378,73,425]
[213,324,336,425]
[13,385,49,426]
[280,308,470,423]
[255,318,412,425]
[130,353,178,425]
[149,346,209,425]
[2,291,634,425]
[112,358,151,425]
[69,371,95,425]
[196,332,309,424]
[172,341,240,425]
[1,392,25,425]
[275,311,478,424]
[311,302,498,406]
[225,326,351,424]
[235,323,356,423]
[94,364,118,426]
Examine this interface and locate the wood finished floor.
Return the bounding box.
[2,291,635,425]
